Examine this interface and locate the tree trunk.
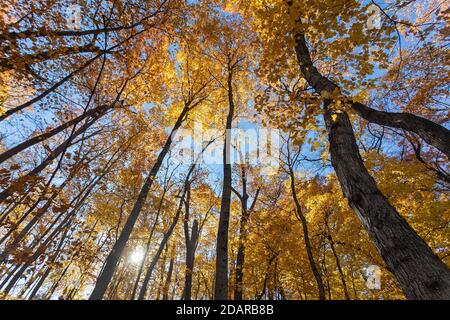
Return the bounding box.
[162,250,175,300]
[288,165,326,300]
[182,182,199,300]
[325,109,450,299]
[137,164,196,300]
[292,30,450,299]
[214,65,235,300]
[137,189,186,300]
[89,106,190,300]
[325,214,350,300]
[233,232,246,300]
[233,168,259,300]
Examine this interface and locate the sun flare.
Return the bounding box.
[130,248,145,264]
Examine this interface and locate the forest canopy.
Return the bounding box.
[0,0,449,300]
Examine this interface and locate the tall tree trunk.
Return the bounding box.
[233,166,260,300]
[325,109,450,299]
[162,248,175,300]
[325,213,350,300]
[89,105,190,300]
[214,65,235,300]
[182,182,199,300]
[288,164,326,300]
[233,217,247,300]
[137,192,184,300]
[137,164,196,300]
[130,188,167,300]
[292,31,450,299]
[183,220,198,300]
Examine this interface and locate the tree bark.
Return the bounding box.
[325,109,450,299]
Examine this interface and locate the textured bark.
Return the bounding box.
[293,30,450,299]
[214,65,235,300]
[325,109,450,299]
[89,106,190,300]
[233,226,247,300]
[182,220,198,300]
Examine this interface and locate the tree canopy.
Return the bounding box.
[0,0,449,300]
